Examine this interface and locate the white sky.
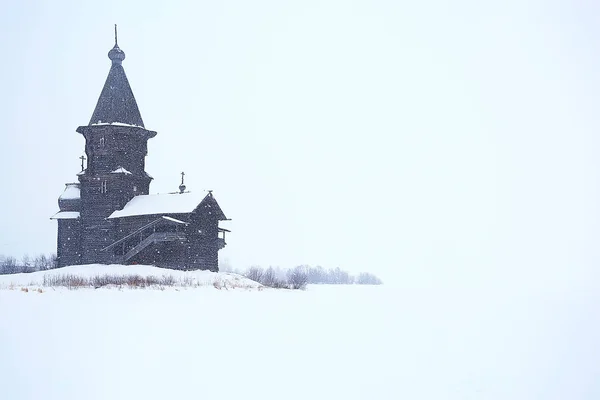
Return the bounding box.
[0,0,599,284]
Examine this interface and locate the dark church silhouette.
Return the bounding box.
[51,29,229,271]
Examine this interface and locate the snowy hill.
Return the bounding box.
[0,264,261,290]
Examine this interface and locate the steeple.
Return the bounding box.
[89,25,145,127]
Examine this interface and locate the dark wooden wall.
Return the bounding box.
[57,219,82,267]
[76,124,155,264]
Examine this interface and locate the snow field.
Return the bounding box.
[1,276,599,399]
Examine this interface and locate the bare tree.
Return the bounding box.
[287,266,308,290]
[356,272,383,285]
[33,254,46,271]
[50,253,58,269]
[307,266,326,284]
[244,266,264,283]
[261,267,277,286]
[1,257,18,274]
[22,254,34,273]
[237,264,381,287]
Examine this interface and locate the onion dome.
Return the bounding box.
[58,183,81,212]
[179,172,186,193]
[108,44,125,64]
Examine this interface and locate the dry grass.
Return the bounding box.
[41,274,176,289]
[43,274,88,289]
[213,279,223,290]
[181,276,194,286]
[29,273,259,291]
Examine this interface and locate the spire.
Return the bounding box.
[107,24,125,64]
[89,26,144,127]
[179,172,186,193]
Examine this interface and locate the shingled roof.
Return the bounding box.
[88,36,144,127]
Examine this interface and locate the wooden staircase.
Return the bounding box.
[102,217,188,264]
[122,231,186,262]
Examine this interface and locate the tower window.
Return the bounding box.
[101,180,108,194]
[133,185,137,192]
[99,136,105,147]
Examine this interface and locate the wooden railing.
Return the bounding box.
[122,231,186,262]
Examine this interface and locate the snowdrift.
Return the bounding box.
[0,264,261,290]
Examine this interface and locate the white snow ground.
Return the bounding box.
[1,266,599,400]
[0,264,261,290]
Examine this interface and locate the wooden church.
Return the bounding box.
[51,29,229,271]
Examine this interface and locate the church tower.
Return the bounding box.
[75,27,156,264]
[53,27,229,270]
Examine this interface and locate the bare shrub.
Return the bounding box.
[260,267,277,286]
[244,267,264,283]
[0,253,59,274]
[122,275,167,288]
[287,266,308,290]
[42,274,89,289]
[66,275,88,289]
[146,276,161,286]
[356,272,383,285]
[161,275,176,286]
[92,275,115,287]
[126,274,146,287]
[326,267,352,284]
[1,257,18,274]
[238,265,380,287]
[42,274,179,289]
[34,254,50,271]
[181,275,194,287]
[307,266,326,284]
[269,279,289,289]
[21,255,33,273]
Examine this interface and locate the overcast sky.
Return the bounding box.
[0,0,598,285]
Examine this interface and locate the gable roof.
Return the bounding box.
[191,191,227,221]
[88,43,144,127]
[108,192,209,219]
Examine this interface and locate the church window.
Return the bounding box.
[133,185,137,192]
[101,180,108,194]
[99,136,105,147]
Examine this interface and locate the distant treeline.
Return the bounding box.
[223,265,383,287]
[0,256,383,287]
[0,254,58,275]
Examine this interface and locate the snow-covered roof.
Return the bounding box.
[162,216,187,224]
[108,192,207,219]
[51,211,80,220]
[59,184,80,200]
[90,122,144,128]
[111,167,132,175]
